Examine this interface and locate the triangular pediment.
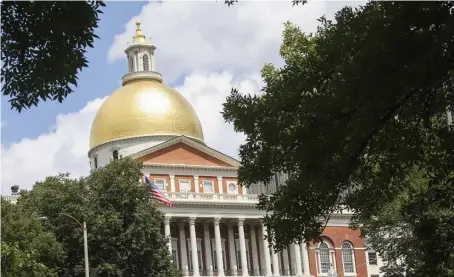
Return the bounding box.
[130,136,240,168]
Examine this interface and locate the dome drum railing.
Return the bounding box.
[121,70,163,85]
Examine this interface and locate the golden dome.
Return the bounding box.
[89,79,204,150]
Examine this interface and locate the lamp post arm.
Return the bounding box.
[57,212,84,228]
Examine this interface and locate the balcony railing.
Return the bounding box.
[166,192,259,203]
[1,195,20,203]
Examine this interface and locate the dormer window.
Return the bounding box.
[143,54,149,71]
[112,149,119,161]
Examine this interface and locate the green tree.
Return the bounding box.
[1,199,64,277]
[356,167,454,277]
[1,1,105,112]
[19,158,180,277]
[222,1,454,271]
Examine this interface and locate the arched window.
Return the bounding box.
[129,56,134,72]
[112,150,119,161]
[142,54,149,71]
[94,156,98,169]
[318,242,331,273]
[341,242,355,273]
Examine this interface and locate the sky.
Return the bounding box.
[1,0,362,194]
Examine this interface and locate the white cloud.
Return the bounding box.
[1,98,106,194]
[176,71,262,158]
[108,1,361,83]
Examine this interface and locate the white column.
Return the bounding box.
[214,217,225,276]
[262,223,272,276]
[250,225,260,276]
[272,245,280,276]
[151,49,156,71]
[204,223,213,274]
[238,218,249,276]
[257,228,266,276]
[217,177,223,194]
[282,248,290,276]
[179,222,188,275]
[292,244,303,276]
[189,217,200,276]
[164,216,172,255]
[170,175,175,192]
[228,224,238,275]
[194,175,199,193]
[300,243,310,276]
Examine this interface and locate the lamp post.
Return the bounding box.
[39,213,89,277]
[327,264,338,277]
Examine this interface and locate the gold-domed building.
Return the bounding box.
[88,21,206,169]
[85,22,380,277]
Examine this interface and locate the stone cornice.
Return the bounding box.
[143,163,237,172]
[87,134,204,157]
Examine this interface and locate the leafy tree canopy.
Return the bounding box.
[1,199,64,277]
[18,158,180,277]
[1,1,105,112]
[354,167,454,277]
[223,0,454,253]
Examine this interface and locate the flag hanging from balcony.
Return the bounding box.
[144,176,175,207]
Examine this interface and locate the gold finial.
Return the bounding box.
[133,20,146,42]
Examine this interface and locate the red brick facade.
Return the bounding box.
[309,227,367,277]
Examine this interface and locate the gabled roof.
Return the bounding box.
[129,136,240,168]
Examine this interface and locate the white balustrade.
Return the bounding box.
[165,192,259,203]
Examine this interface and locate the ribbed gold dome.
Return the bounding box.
[89,79,204,150]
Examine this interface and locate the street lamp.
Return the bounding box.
[39,213,89,277]
[327,264,338,277]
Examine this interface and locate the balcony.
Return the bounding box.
[165,192,259,205]
[1,194,20,204]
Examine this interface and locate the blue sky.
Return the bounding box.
[1,2,147,146]
[1,1,359,193]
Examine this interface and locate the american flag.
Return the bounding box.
[144,176,175,207]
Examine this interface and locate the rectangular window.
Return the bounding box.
[368,252,377,265]
[154,179,166,191]
[171,239,179,268]
[235,239,251,270]
[203,181,213,193]
[187,239,203,270]
[179,180,191,193]
[371,275,379,277]
[211,239,227,270]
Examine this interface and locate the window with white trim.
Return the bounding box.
[317,242,335,274]
[179,180,191,193]
[341,242,355,273]
[154,179,166,191]
[187,239,203,270]
[234,239,251,270]
[112,149,119,161]
[171,238,179,268]
[211,239,227,270]
[203,181,214,193]
[368,251,377,265]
